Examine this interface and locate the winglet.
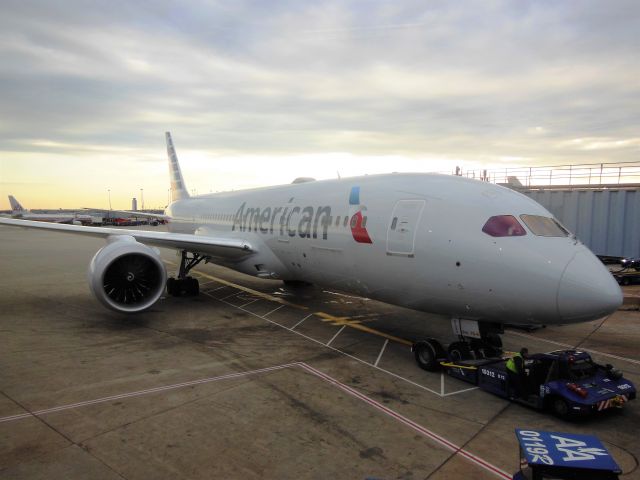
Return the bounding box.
[166,132,190,201]
[8,195,26,212]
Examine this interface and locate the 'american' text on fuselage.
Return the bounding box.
[232,202,332,239]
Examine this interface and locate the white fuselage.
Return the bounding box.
[12,212,92,224]
[165,173,621,326]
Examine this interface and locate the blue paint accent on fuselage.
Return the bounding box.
[349,186,360,205]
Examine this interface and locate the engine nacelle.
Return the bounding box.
[88,236,167,313]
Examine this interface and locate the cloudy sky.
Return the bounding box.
[1,1,638,209]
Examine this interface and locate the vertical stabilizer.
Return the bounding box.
[166,132,190,201]
[8,195,26,212]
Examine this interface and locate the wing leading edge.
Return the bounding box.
[0,218,253,259]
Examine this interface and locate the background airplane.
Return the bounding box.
[7,195,94,224]
[0,133,622,369]
[82,206,169,225]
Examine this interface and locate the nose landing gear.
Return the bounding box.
[412,319,504,371]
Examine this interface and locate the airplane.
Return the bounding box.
[81,207,169,225]
[0,133,623,370]
[7,195,94,225]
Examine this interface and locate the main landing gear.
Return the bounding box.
[166,250,208,297]
[412,319,504,371]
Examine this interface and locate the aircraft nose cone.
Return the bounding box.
[557,252,623,323]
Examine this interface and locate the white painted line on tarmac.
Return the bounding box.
[507,331,640,366]
[220,291,242,301]
[205,292,443,397]
[442,386,480,397]
[299,363,511,480]
[326,325,346,347]
[374,339,389,367]
[0,363,300,424]
[291,313,313,330]
[263,304,285,318]
[1,361,508,479]
[239,298,261,308]
[206,285,228,293]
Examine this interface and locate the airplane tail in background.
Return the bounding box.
[166,132,190,202]
[8,195,26,212]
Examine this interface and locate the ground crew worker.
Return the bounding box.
[506,348,528,398]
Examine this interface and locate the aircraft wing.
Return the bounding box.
[0,217,253,259]
[84,208,170,220]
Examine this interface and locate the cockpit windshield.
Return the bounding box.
[482,215,527,237]
[520,215,570,237]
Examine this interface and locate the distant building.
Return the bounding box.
[132,198,137,211]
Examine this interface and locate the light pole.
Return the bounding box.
[140,188,144,211]
[108,189,112,210]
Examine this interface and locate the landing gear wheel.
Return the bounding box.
[186,277,199,296]
[551,397,570,419]
[413,339,444,371]
[167,251,207,298]
[166,278,177,296]
[448,341,473,362]
[621,277,631,286]
[166,276,200,297]
[470,333,503,358]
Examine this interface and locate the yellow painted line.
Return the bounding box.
[321,318,364,326]
[164,261,307,310]
[318,314,363,326]
[317,313,380,326]
[315,312,412,346]
[440,362,477,370]
[165,260,412,347]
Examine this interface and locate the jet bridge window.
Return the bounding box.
[482,215,526,237]
[520,215,570,237]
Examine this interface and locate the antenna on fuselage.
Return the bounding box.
[166,132,190,201]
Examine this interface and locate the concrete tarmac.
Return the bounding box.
[1,225,639,479]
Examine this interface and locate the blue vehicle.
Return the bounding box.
[444,350,636,417]
[513,429,621,479]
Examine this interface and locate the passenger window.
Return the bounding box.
[343,216,348,227]
[336,216,341,226]
[390,217,398,230]
[520,215,570,237]
[350,216,357,228]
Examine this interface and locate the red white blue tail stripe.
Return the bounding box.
[349,186,372,244]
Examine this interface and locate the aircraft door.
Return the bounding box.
[386,200,425,257]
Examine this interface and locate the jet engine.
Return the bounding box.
[88,236,167,313]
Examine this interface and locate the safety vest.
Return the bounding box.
[506,353,522,373]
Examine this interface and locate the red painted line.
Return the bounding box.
[298,363,511,480]
[1,360,511,479]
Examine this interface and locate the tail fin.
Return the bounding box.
[166,132,190,201]
[8,195,25,212]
